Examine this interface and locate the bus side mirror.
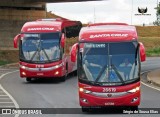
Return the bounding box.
[71,43,78,62]
[61,33,65,48]
[139,42,146,62]
[14,34,21,48]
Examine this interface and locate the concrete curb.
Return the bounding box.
[147,69,160,87]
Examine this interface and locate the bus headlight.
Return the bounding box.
[22,72,26,76]
[79,88,92,94]
[55,71,59,75]
[20,65,26,69]
[128,87,140,93]
[55,63,63,69]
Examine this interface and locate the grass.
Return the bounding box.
[146,47,160,56]
[0,61,10,66]
[138,37,160,50]
[136,26,160,37]
[138,37,160,57]
[0,50,19,66]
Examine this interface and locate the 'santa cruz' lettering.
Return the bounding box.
[27,28,54,31]
[90,34,128,38]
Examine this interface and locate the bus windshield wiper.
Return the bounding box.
[111,64,125,85]
[41,48,50,61]
[94,64,108,84]
[30,48,38,61]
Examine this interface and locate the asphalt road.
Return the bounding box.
[1,57,160,117]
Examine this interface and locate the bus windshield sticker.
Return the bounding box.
[85,43,105,48]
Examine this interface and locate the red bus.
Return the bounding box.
[14,18,82,82]
[71,23,146,111]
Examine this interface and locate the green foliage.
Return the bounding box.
[146,47,160,56]
[154,3,160,26]
[157,5,160,14]
[0,61,10,66]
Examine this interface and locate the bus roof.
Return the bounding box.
[79,23,138,42]
[21,18,81,33]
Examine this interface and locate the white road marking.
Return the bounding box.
[141,71,160,92]
[0,95,7,97]
[141,82,160,92]
[0,102,13,103]
[0,106,16,108]
[142,64,160,67]
[0,98,10,99]
[0,70,19,117]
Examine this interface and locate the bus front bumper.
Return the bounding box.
[79,91,140,107]
[20,64,64,78]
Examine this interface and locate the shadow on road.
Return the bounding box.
[82,107,134,114]
[22,71,77,84]
[46,107,134,114]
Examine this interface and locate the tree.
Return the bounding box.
[153,2,160,26]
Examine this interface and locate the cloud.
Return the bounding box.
[47,0,157,25]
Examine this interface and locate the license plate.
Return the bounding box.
[37,73,44,76]
[105,102,115,105]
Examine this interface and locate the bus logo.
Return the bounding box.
[39,68,42,71]
[138,7,147,14]
[106,93,112,97]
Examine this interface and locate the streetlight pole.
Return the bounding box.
[131,0,133,25]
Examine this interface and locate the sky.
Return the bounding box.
[47,0,158,25]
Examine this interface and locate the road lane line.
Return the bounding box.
[0,70,19,117]
[0,98,10,99]
[0,95,7,96]
[0,106,15,108]
[141,71,160,92]
[0,102,13,103]
[141,82,160,92]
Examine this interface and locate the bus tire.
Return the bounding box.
[82,107,89,112]
[61,63,68,82]
[130,106,138,111]
[26,78,32,82]
[61,75,66,82]
[73,70,77,76]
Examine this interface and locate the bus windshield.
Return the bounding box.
[20,32,61,63]
[78,41,140,86]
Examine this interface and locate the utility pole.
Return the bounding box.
[157,0,159,22]
[131,0,133,25]
[94,6,96,23]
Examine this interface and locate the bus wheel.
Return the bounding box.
[26,78,32,82]
[130,106,138,111]
[61,68,68,82]
[73,70,77,76]
[61,76,66,82]
[82,107,89,112]
[61,71,67,82]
